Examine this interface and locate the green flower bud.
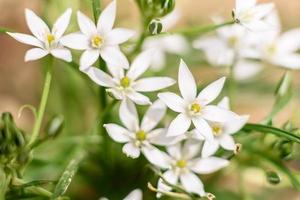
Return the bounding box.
[135,0,175,19]
[275,71,292,97]
[148,19,163,35]
[266,171,281,185]
[45,115,64,138]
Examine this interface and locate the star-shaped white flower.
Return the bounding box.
[104,99,179,166]
[142,10,188,71]
[233,0,274,31]
[60,0,134,70]
[191,97,249,158]
[156,140,229,197]
[7,9,72,62]
[100,189,142,200]
[158,59,235,140]
[84,50,176,105]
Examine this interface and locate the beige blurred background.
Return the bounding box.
[1,0,300,130]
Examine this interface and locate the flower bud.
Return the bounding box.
[45,115,64,138]
[135,0,175,19]
[148,19,163,35]
[266,171,281,185]
[275,71,292,97]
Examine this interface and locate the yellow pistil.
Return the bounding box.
[228,36,238,47]
[190,103,201,113]
[212,124,222,136]
[47,34,55,44]
[267,43,277,55]
[120,76,131,88]
[176,159,187,169]
[91,35,103,48]
[136,130,147,141]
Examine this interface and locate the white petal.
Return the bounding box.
[141,100,166,132]
[50,48,72,62]
[219,134,236,151]
[167,114,191,137]
[60,33,89,50]
[25,9,50,41]
[202,105,236,122]
[182,139,202,160]
[52,8,72,39]
[103,123,131,143]
[197,77,226,105]
[161,10,180,31]
[235,0,256,13]
[148,128,183,146]
[97,0,116,35]
[157,92,185,113]
[106,64,124,79]
[217,97,230,110]
[105,28,135,45]
[123,189,143,200]
[122,143,140,158]
[127,50,154,80]
[278,28,300,52]
[80,49,100,67]
[157,170,178,196]
[7,32,43,48]
[25,48,48,62]
[201,140,220,158]
[126,91,151,105]
[77,11,97,36]
[192,117,213,141]
[233,60,262,81]
[100,46,129,69]
[142,145,170,169]
[180,172,205,197]
[166,143,182,160]
[178,59,197,101]
[162,35,189,54]
[133,77,176,92]
[106,88,123,100]
[119,99,139,132]
[272,54,300,69]
[252,3,274,20]
[190,157,229,174]
[225,115,249,134]
[84,66,115,87]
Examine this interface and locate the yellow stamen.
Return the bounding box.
[176,159,187,169]
[120,76,131,88]
[212,124,222,136]
[136,130,147,141]
[91,35,103,48]
[190,103,201,113]
[47,34,55,44]
[228,36,238,47]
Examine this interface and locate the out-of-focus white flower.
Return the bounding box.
[104,99,179,166]
[233,0,274,31]
[7,9,72,62]
[60,0,134,70]
[156,140,229,197]
[100,188,143,200]
[158,59,235,139]
[191,97,249,158]
[84,50,175,105]
[143,10,188,71]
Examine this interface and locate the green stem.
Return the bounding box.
[0,27,13,33]
[28,57,53,148]
[242,123,300,144]
[92,0,101,22]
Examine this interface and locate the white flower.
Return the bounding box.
[233,0,274,31]
[191,97,249,158]
[156,140,229,197]
[7,9,72,62]
[104,99,179,166]
[60,0,134,70]
[84,50,176,105]
[100,189,142,200]
[142,10,188,71]
[158,59,235,140]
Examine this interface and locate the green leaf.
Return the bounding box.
[51,152,85,199]
[242,123,300,144]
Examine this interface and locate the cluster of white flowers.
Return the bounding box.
[8,0,293,198]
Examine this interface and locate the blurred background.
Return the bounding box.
[0,0,300,199]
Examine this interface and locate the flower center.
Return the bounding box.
[47,34,55,44]
[212,124,223,136]
[136,130,147,141]
[267,43,277,55]
[91,35,103,48]
[190,103,201,114]
[176,159,187,169]
[228,36,238,48]
[120,76,131,88]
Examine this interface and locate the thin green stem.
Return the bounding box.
[242,123,300,144]
[0,27,12,33]
[28,57,53,148]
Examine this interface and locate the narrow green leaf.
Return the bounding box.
[51,152,85,199]
[91,0,101,22]
[242,123,300,144]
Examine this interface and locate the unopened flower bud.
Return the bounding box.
[45,115,64,138]
[266,171,281,185]
[148,19,163,35]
